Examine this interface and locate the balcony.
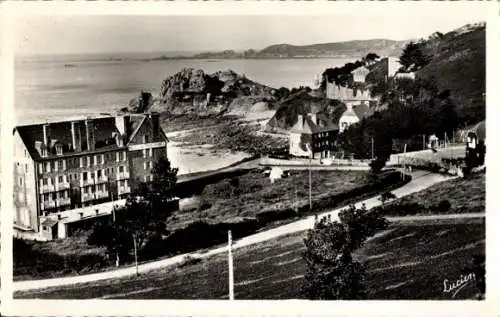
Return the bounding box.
[94,176,109,184]
[118,186,131,195]
[79,178,95,187]
[41,200,56,210]
[56,197,71,207]
[95,190,109,199]
[116,171,130,180]
[81,193,94,202]
[40,184,55,193]
[55,182,71,191]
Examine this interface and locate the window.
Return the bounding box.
[142,149,147,158]
[58,176,63,183]
[19,178,23,186]
[43,193,49,201]
[42,178,48,185]
[149,161,153,169]
[144,135,149,143]
[123,152,127,161]
[83,172,88,181]
[56,145,63,156]
[111,167,115,173]
[149,148,153,157]
[74,173,79,180]
[41,148,48,158]
[119,166,124,173]
[97,170,102,178]
[97,184,103,191]
[144,162,147,170]
[24,149,28,157]
[84,187,88,194]
[69,174,72,181]
[39,163,43,173]
[52,193,56,200]
[94,155,98,166]
[46,162,51,172]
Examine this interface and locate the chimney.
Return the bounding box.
[296,115,303,130]
[151,112,160,137]
[115,115,130,140]
[71,121,82,152]
[308,113,317,125]
[85,119,95,151]
[42,123,51,146]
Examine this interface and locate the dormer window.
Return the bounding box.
[144,135,149,143]
[41,148,48,158]
[56,144,63,156]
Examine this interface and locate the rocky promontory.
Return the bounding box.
[123,68,279,116]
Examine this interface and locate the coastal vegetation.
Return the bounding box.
[303,204,388,299]
[13,169,406,280]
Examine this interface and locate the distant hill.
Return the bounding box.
[145,39,409,60]
[258,39,408,58]
[415,22,485,125]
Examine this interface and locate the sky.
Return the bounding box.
[14,4,488,56]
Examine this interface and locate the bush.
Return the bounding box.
[436,199,451,213]
[370,158,386,174]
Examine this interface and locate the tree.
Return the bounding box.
[88,157,178,264]
[399,40,432,71]
[302,204,388,299]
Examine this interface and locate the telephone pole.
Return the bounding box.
[228,230,234,300]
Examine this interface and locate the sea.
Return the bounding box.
[14,53,352,174]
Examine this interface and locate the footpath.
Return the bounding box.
[14,170,458,292]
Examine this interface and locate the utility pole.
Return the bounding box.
[133,234,138,276]
[371,137,374,160]
[228,230,234,300]
[309,152,312,212]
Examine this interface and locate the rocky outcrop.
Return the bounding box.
[124,68,278,117]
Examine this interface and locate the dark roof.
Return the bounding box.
[41,218,58,227]
[290,113,339,134]
[14,114,167,161]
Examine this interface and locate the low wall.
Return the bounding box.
[260,157,370,168]
[388,146,466,166]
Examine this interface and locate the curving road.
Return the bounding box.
[14,170,455,292]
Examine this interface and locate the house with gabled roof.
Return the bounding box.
[13,112,172,240]
[289,113,339,159]
[338,103,375,133]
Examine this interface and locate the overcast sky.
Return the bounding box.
[15,7,487,56]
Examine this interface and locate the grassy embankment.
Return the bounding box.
[14,171,485,299]
[14,170,406,281]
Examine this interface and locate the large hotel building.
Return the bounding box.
[13,112,171,240]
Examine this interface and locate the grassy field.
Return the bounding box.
[16,219,484,299]
[378,172,485,216]
[15,169,405,280]
[170,169,372,230]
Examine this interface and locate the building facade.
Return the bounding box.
[289,113,339,159]
[13,112,170,240]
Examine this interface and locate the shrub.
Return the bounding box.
[370,158,386,174]
[302,204,387,299]
[436,199,452,213]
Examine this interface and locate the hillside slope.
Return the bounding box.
[416,23,485,124]
[265,90,346,134]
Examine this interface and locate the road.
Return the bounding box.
[13,169,460,292]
